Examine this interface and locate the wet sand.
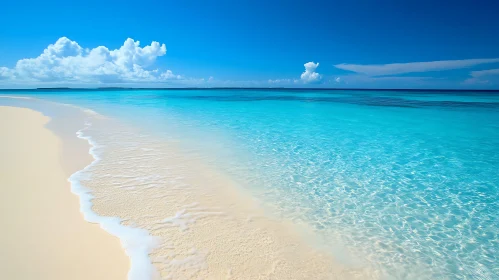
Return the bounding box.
[0,106,129,280]
[0,101,373,280]
[83,116,371,279]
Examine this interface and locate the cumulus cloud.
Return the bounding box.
[335,58,499,77]
[335,77,341,83]
[0,67,14,80]
[300,62,322,83]
[268,62,322,85]
[0,37,182,85]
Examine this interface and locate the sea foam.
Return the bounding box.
[0,95,32,99]
[70,121,159,280]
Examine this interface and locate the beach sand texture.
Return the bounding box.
[82,116,372,279]
[0,102,373,280]
[0,106,128,280]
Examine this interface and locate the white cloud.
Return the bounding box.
[330,74,443,88]
[268,62,323,85]
[470,68,499,78]
[300,62,322,83]
[160,70,182,80]
[335,77,341,83]
[463,68,499,85]
[335,58,499,77]
[0,67,14,80]
[268,78,291,84]
[0,37,183,85]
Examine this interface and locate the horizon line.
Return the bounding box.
[0,87,498,92]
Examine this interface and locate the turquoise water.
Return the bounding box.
[2,89,498,279]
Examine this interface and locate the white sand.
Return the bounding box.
[0,106,129,280]
[82,117,372,279]
[0,101,374,279]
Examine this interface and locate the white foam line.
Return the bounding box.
[60,102,101,116]
[0,95,103,118]
[0,95,32,99]
[70,122,159,280]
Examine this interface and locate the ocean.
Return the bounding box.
[1,89,498,279]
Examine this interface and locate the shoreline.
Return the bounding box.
[0,99,373,279]
[0,106,129,280]
[80,111,371,279]
[71,121,158,279]
[1,89,497,279]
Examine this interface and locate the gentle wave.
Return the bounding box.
[70,121,159,279]
[4,89,498,279]
[0,95,32,99]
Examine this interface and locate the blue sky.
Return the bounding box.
[1,0,499,89]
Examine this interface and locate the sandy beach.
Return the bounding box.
[0,100,372,279]
[0,106,128,280]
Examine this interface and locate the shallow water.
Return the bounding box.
[1,89,498,279]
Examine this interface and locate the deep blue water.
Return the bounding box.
[2,89,498,279]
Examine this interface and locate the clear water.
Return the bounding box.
[1,89,498,279]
